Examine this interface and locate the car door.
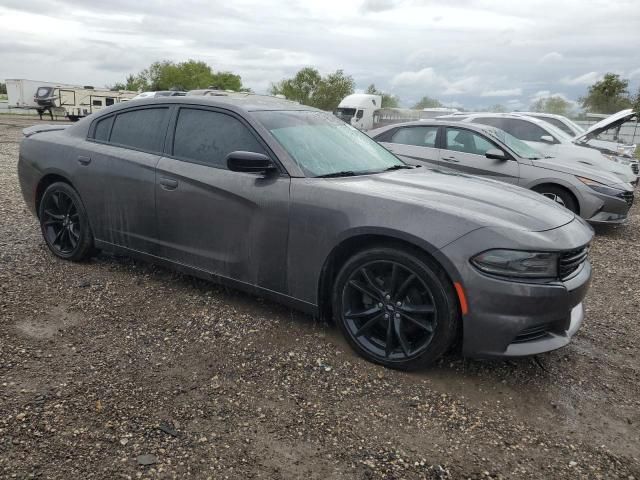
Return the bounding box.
[442,127,520,183]
[79,106,170,253]
[379,125,442,167]
[155,106,290,293]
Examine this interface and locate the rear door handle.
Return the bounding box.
[159,177,178,190]
[442,156,459,163]
[77,155,91,166]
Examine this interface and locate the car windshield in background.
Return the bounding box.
[255,110,405,177]
[483,126,545,159]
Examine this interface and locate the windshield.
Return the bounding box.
[255,110,404,177]
[483,126,545,159]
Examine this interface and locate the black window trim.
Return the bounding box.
[164,104,287,176]
[87,104,172,156]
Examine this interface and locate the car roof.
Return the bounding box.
[370,119,498,136]
[113,93,316,114]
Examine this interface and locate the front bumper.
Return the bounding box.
[582,187,633,225]
[439,219,593,359]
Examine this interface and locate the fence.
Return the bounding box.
[574,119,640,145]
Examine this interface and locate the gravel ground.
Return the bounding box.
[0,116,639,479]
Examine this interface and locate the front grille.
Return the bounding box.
[632,162,639,175]
[559,245,589,280]
[618,191,634,207]
[512,323,552,343]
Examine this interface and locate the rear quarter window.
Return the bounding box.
[93,116,114,142]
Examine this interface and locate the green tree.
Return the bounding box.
[412,96,442,109]
[270,67,355,111]
[530,96,572,116]
[580,73,632,114]
[365,84,399,108]
[113,60,246,92]
[0,82,7,95]
[632,86,640,114]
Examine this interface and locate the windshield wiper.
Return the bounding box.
[382,165,414,171]
[315,170,357,178]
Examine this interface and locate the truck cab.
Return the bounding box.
[334,94,382,130]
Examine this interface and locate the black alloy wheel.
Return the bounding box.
[39,182,94,261]
[533,185,578,214]
[333,247,459,369]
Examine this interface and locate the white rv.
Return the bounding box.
[33,85,137,120]
[6,79,137,120]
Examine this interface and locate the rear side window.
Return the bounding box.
[390,126,439,147]
[172,108,266,168]
[542,117,573,136]
[93,116,113,142]
[477,118,549,142]
[110,108,169,152]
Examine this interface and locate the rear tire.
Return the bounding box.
[38,182,94,261]
[332,247,459,370]
[532,185,578,213]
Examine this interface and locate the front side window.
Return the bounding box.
[254,110,404,177]
[486,118,550,142]
[391,126,439,147]
[172,108,266,168]
[109,107,168,152]
[446,128,498,156]
[542,117,574,137]
[355,110,364,120]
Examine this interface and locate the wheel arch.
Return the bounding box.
[316,229,462,324]
[527,181,581,215]
[35,173,75,218]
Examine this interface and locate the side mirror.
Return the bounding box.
[540,135,555,143]
[485,148,508,160]
[226,151,277,174]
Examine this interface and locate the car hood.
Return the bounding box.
[530,158,629,187]
[332,168,575,233]
[573,109,637,142]
[525,141,635,182]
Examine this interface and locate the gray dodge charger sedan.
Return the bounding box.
[18,94,594,369]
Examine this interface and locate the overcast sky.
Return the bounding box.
[1,0,639,109]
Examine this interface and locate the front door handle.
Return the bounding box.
[77,155,91,166]
[159,177,178,190]
[442,156,460,163]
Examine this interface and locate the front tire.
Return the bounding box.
[332,247,459,370]
[39,182,94,261]
[532,185,578,213]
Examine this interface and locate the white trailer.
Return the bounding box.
[334,94,455,131]
[5,79,137,120]
[6,79,74,108]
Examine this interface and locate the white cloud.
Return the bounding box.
[390,67,479,96]
[481,88,522,97]
[538,52,563,64]
[628,67,640,79]
[561,71,601,86]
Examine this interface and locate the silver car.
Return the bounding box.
[437,112,638,185]
[370,120,634,224]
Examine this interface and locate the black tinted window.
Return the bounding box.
[477,118,549,142]
[543,117,573,136]
[110,108,168,152]
[391,126,439,147]
[93,116,113,142]
[173,108,265,168]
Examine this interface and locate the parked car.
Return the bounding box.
[437,113,638,185]
[370,121,634,224]
[516,110,638,165]
[132,91,186,100]
[18,95,594,369]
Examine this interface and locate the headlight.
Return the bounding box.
[471,249,558,279]
[603,154,623,164]
[576,176,625,197]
